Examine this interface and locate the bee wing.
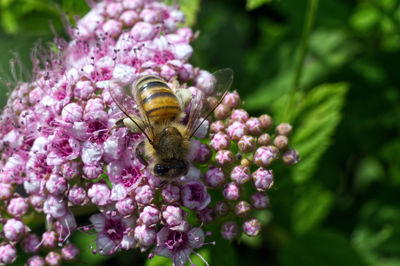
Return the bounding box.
[185,68,234,139]
[108,80,155,143]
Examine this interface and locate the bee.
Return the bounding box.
[110,69,233,179]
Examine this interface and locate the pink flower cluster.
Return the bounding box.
[206,93,299,240]
[0,0,298,265]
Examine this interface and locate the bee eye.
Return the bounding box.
[176,160,188,172]
[154,164,168,176]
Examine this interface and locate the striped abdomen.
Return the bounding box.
[135,75,181,124]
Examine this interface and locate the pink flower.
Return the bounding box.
[154,227,206,266]
[90,213,136,255]
[181,181,210,211]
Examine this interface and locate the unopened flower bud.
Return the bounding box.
[83,164,103,180]
[205,167,226,188]
[230,166,250,185]
[227,121,247,141]
[161,184,181,204]
[134,225,156,248]
[197,207,215,224]
[22,234,40,254]
[257,133,271,146]
[215,150,234,166]
[252,168,274,191]
[230,109,249,123]
[195,70,216,95]
[259,114,272,130]
[0,244,17,264]
[274,135,288,150]
[210,120,226,133]
[120,10,139,27]
[4,218,25,241]
[139,205,160,226]
[210,132,230,150]
[221,221,239,240]
[68,185,87,206]
[45,251,62,266]
[215,201,230,216]
[246,117,263,136]
[135,185,154,205]
[88,183,110,206]
[243,218,261,237]
[42,231,58,249]
[253,145,278,167]
[223,91,240,108]
[0,183,13,200]
[223,182,240,201]
[162,205,185,227]
[29,194,46,211]
[115,197,136,216]
[195,144,212,163]
[46,174,68,195]
[74,80,94,100]
[276,123,292,136]
[61,243,79,261]
[181,181,211,211]
[282,148,300,165]
[27,255,45,266]
[7,197,28,217]
[251,192,270,209]
[234,201,251,217]
[214,104,231,120]
[238,135,256,153]
[241,158,251,167]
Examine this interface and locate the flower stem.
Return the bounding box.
[284,0,319,123]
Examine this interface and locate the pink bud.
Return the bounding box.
[246,117,263,136]
[276,123,292,136]
[223,182,240,201]
[215,150,234,166]
[252,168,274,191]
[205,167,226,188]
[221,221,239,240]
[243,218,261,237]
[223,91,240,108]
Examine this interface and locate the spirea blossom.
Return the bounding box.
[0,0,298,264]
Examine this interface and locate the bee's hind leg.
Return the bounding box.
[135,141,148,167]
[109,114,144,135]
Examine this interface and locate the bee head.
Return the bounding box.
[153,159,189,178]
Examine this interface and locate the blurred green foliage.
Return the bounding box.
[1,0,400,265]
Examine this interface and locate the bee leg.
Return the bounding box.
[135,141,148,167]
[108,118,126,135]
[123,115,145,133]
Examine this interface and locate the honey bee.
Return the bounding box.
[110,69,233,179]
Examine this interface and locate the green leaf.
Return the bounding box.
[380,139,400,185]
[246,0,272,10]
[176,0,201,27]
[292,185,334,234]
[73,233,108,264]
[210,233,238,266]
[291,83,349,183]
[146,255,171,266]
[1,9,18,34]
[146,248,210,266]
[280,230,368,266]
[354,156,385,191]
[244,30,357,113]
[352,200,400,265]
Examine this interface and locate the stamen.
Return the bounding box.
[193,251,209,266]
